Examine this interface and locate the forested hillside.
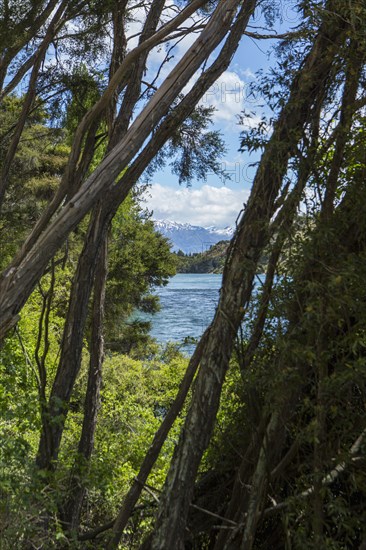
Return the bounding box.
[175,241,229,273]
[1,1,366,549]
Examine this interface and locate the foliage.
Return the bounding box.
[79,352,188,532]
[0,343,189,547]
[0,95,69,265]
[143,104,227,185]
[105,194,177,353]
[1,0,366,548]
[175,240,229,274]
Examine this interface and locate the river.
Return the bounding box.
[147,273,222,352]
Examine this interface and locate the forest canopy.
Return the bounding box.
[1,0,366,548]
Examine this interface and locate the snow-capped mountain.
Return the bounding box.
[206,226,234,237]
[154,220,234,254]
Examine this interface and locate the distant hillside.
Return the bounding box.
[175,240,229,273]
[154,219,233,254]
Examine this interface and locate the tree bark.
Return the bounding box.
[62,236,108,530]
[149,7,349,547]
[36,205,113,469]
[0,0,242,342]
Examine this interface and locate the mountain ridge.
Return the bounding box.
[153,219,234,254]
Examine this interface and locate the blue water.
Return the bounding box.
[145,274,222,350]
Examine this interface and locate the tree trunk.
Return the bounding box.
[36,204,112,470]
[55,0,166,524]
[149,8,348,547]
[62,236,108,530]
[35,0,168,475]
[0,0,242,342]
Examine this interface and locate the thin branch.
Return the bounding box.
[79,476,240,542]
[243,30,303,40]
[15,327,41,391]
[264,427,366,516]
[190,504,238,526]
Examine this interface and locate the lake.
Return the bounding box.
[145,273,222,352]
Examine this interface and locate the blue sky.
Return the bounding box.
[10,2,298,229]
[141,2,299,227]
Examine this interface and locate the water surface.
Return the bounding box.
[146,274,222,351]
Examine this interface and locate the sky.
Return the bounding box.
[139,1,299,227]
[12,2,299,229]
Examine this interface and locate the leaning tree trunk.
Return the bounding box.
[212,109,323,550]
[106,3,260,548]
[35,0,165,476]
[0,0,237,342]
[36,204,113,470]
[217,64,365,546]
[62,237,108,530]
[149,7,349,547]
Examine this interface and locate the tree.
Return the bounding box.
[147,1,355,545]
[0,0,254,336]
[2,0,366,548]
[0,0,258,544]
[0,95,69,265]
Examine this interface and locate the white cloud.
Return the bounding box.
[200,71,244,122]
[124,4,259,133]
[239,67,256,79]
[142,183,250,227]
[198,70,260,131]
